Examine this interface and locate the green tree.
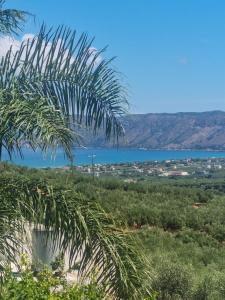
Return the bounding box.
[0,24,127,160]
[0,173,150,299]
[0,7,151,298]
[0,0,29,35]
[0,90,75,160]
[0,3,151,299]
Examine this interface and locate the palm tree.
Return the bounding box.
[0,89,76,161]
[0,0,30,35]
[0,11,150,299]
[0,24,127,160]
[0,170,150,299]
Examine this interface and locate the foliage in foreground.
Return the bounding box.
[0,164,151,299]
[2,164,225,299]
[1,258,106,300]
[0,23,128,159]
[0,0,30,35]
[0,0,127,163]
[0,90,75,160]
[4,163,225,298]
[1,263,156,300]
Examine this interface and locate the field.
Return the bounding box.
[3,162,225,299]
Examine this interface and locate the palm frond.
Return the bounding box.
[0,174,150,299]
[0,0,31,36]
[0,90,77,160]
[0,25,128,144]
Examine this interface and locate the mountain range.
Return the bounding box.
[80,111,225,150]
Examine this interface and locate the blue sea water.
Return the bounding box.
[2,148,225,168]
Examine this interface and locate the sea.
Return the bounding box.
[2,148,225,168]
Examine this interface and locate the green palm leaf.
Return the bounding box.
[0,24,127,157]
[0,0,30,35]
[0,174,150,299]
[0,89,77,160]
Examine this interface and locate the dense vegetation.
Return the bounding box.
[1,256,107,299]
[0,1,138,299]
[2,163,225,299]
[1,1,225,299]
[0,162,152,299]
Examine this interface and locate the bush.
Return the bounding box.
[153,261,192,300]
[193,275,219,300]
[161,210,184,231]
[1,263,106,299]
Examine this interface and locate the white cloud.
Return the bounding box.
[0,34,102,68]
[22,33,35,41]
[0,34,37,59]
[0,35,21,57]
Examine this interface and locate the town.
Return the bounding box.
[69,157,225,181]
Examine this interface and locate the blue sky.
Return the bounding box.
[6,0,225,113]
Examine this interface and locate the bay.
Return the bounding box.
[2,148,225,168]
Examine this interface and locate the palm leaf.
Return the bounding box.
[0,25,128,146]
[0,0,31,36]
[0,89,77,160]
[0,174,150,299]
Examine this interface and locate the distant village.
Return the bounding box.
[63,157,225,181]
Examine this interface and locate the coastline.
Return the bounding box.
[74,146,225,152]
[2,147,225,169]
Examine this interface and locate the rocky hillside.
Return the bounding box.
[81,111,225,150]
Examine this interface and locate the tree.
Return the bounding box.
[0,4,149,299]
[0,171,150,299]
[0,89,76,161]
[0,24,127,160]
[0,0,30,35]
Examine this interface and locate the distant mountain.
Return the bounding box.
[80,111,225,150]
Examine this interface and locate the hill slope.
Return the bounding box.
[81,111,225,150]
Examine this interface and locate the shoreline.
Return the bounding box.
[2,148,225,169]
[74,146,225,152]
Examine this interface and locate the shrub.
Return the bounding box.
[161,210,184,231]
[193,275,219,300]
[153,261,192,300]
[186,210,204,230]
[1,263,106,299]
[209,224,225,242]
